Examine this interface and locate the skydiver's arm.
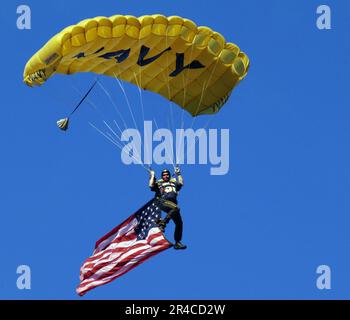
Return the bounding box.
[175,167,184,189]
[149,170,157,190]
[177,174,184,187]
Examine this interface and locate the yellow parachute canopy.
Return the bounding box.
[23,14,249,116]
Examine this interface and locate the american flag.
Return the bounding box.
[76,199,172,296]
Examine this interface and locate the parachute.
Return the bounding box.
[23,14,249,117]
[23,15,250,294]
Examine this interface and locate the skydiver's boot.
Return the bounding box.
[174,242,187,250]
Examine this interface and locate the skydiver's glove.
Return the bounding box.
[175,167,181,176]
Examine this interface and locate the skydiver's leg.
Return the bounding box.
[171,208,183,243]
[164,208,175,224]
[157,200,178,232]
[158,201,176,221]
[172,209,186,249]
[157,202,186,249]
[157,202,173,230]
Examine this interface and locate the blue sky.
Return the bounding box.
[1,0,350,299]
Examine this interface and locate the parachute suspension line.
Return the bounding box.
[176,40,196,166]
[71,74,144,168]
[153,118,159,131]
[177,72,188,166]
[96,81,147,169]
[101,118,144,171]
[158,69,176,168]
[132,71,150,168]
[165,32,176,149]
[168,104,176,166]
[89,122,123,149]
[152,30,177,168]
[186,117,214,157]
[69,79,114,128]
[69,80,135,160]
[189,58,220,131]
[135,58,151,175]
[183,59,220,150]
[97,80,129,134]
[166,116,176,171]
[89,122,123,150]
[89,122,146,169]
[180,72,187,130]
[98,79,147,168]
[112,72,140,134]
[188,77,206,131]
[104,131,144,167]
[83,97,122,142]
[94,78,144,165]
[89,122,149,172]
[132,71,146,125]
[133,64,145,122]
[102,120,123,143]
[153,118,176,171]
[92,121,146,170]
[111,71,145,166]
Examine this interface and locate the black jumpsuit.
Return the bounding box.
[151,178,183,243]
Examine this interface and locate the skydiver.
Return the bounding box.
[149,167,187,250]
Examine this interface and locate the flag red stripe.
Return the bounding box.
[82,231,138,267]
[94,215,136,251]
[77,241,170,296]
[78,233,169,289]
[76,199,171,296]
[80,242,147,279]
[77,239,170,293]
[95,199,154,250]
[80,232,168,283]
[82,227,164,271]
